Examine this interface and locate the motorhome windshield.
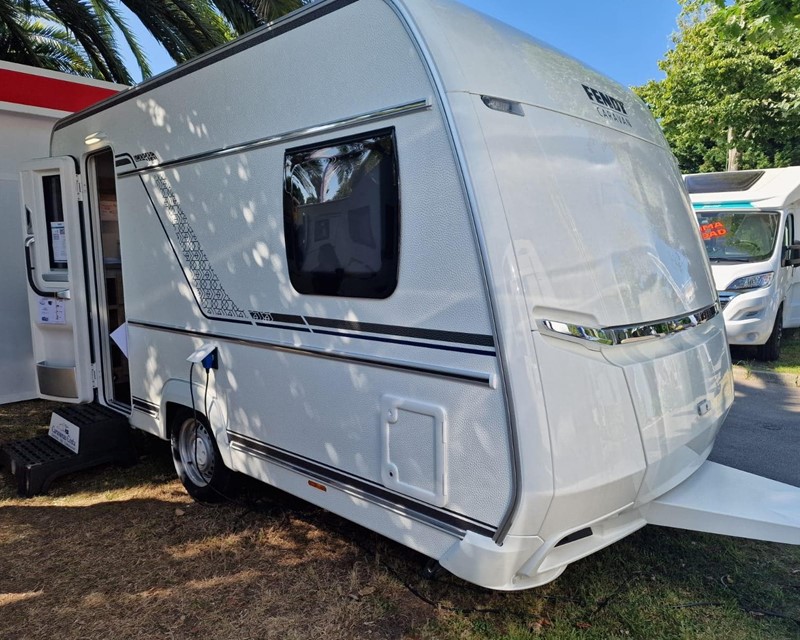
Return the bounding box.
[696,211,780,263]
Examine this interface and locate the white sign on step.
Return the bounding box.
[49,414,80,454]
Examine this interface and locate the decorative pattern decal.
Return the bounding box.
[153,174,247,319]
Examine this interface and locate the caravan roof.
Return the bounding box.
[686,166,800,209]
[54,0,665,148]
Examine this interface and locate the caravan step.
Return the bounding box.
[0,403,136,497]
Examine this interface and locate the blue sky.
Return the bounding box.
[123,1,681,88]
[459,1,681,87]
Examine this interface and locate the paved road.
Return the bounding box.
[708,367,800,487]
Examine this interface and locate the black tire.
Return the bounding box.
[756,307,783,362]
[170,411,236,502]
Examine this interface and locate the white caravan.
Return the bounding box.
[0,61,120,404]
[16,0,800,589]
[686,168,800,360]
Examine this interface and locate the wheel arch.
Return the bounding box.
[159,377,234,469]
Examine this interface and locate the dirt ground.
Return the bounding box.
[0,401,447,640]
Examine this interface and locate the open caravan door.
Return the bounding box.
[20,157,93,403]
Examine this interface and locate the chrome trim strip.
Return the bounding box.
[537,303,720,347]
[127,319,496,386]
[228,432,495,538]
[117,99,431,177]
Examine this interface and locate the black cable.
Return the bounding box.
[189,362,196,421]
[188,362,198,473]
[204,367,210,429]
[589,573,642,618]
[718,576,800,626]
[202,365,215,488]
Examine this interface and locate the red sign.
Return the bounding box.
[701,221,727,240]
[0,68,120,113]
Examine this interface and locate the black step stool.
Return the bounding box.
[1,403,137,497]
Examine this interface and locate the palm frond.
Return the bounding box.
[89,0,152,78]
[249,0,305,23]
[27,19,93,74]
[40,0,133,82]
[210,0,304,35]
[2,0,310,82]
[0,0,46,65]
[207,0,263,34]
[0,14,91,76]
[121,0,229,63]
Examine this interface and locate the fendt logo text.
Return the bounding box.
[581,84,632,127]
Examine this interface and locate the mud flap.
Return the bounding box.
[643,461,800,545]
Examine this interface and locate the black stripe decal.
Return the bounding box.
[305,316,495,347]
[264,312,305,325]
[132,396,159,416]
[255,322,311,333]
[115,158,132,167]
[311,328,495,357]
[128,320,496,386]
[53,0,360,132]
[228,431,496,538]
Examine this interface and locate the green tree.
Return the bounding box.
[708,0,800,38]
[635,0,800,173]
[0,0,304,84]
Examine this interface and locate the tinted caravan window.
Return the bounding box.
[283,129,399,298]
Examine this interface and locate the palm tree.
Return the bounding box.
[0,5,93,75]
[0,0,305,84]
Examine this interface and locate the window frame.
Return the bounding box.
[282,127,400,299]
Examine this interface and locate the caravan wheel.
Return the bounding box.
[171,413,234,503]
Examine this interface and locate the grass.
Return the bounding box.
[731,331,800,375]
[1,402,799,639]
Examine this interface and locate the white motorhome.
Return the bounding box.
[685,168,800,360]
[10,0,800,590]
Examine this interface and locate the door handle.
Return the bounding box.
[24,236,56,298]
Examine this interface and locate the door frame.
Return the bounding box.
[85,148,131,410]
